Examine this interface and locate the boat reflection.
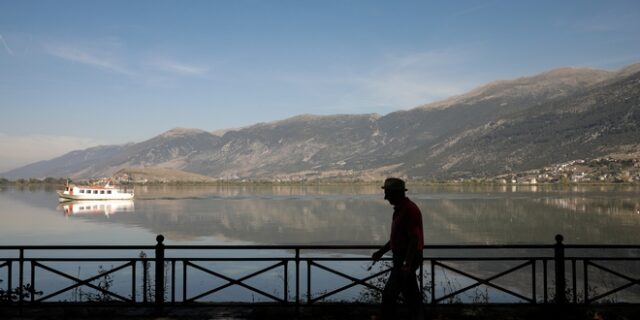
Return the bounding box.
[58,199,135,217]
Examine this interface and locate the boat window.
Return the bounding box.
[107,191,112,194]
[94,190,99,194]
[100,190,105,194]
[79,190,84,194]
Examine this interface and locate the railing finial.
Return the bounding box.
[156,234,165,244]
[555,234,564,244]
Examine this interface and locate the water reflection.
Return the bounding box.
[53,186,640,244]
[57,200,135,217]
[1,185,639,245]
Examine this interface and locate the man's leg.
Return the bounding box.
[381,268,401,320]
[401,269,423,320]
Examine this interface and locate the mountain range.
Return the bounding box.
[3,63,640,181]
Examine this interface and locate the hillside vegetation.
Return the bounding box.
[3,63,640,183]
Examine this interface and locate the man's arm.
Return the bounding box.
[372,241,391,261]
[402,236,418,270]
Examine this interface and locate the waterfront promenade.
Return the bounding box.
[2,304,639,319]
[1,235,638,319]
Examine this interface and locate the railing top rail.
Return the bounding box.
[0,245,156,250]
[563,244,640,249]
[165,244,561,249]
[0,244,638,250]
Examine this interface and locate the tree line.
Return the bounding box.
[0,177,69,185]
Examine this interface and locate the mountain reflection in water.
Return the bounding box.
[0,184,639,245]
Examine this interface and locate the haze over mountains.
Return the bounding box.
[4,63,640,181]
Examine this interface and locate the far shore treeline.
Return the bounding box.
[0,177,69,185]
[3,155,640,186]
[1,176,639,187]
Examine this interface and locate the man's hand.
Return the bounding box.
[372,241,390,262]
[371,249,384,261]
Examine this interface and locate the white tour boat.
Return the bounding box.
[57,182,134,201]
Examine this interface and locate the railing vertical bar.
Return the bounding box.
[295,249,300,307]
[543,259,548,303]
[307,259,311,304]
[19,249,24,308]
[531,259,536,304]
[183,260,187,302]
[419,259,424,299]
[7,260,13,301]
[583,259,589,304]
[30,262,35,303]
[572,259,577,303]
[171,260,176,304]
[430,259,435,304]
[284,259,288,304]
[132,260,136,303]
[554,234,565,304]
[142,259,148,303]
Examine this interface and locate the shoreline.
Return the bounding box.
[2,179,639,187]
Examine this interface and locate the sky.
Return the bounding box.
[1,0,640,173]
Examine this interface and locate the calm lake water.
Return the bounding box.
[1,184,639,246]
[1,184,639,303]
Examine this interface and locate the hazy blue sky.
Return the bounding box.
[1,0,639,172]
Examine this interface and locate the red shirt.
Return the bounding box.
[390,197,424,252]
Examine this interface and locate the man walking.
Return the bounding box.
[372,177,424,320]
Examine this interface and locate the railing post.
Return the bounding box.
[19,249,24,312]
[283,259,288,304]
[531,259,536,304]
[583,259,589,304]
[155,235,165,311]
[295,248,300,308]
[7,260,12,303]
[430,259,435,304]
[131,259,136,303]
[419,259,423,300]
[554,234,566,304]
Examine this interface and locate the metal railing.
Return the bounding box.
[1,234,638,308]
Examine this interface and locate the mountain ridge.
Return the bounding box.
[3,63,640,181]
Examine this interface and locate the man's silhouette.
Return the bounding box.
[372,178,424,320]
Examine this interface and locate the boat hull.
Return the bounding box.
[57,183,135,201]
[57,191,134,201]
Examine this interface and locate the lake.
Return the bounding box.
[1,184,639,246]
[1,184,639,303]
